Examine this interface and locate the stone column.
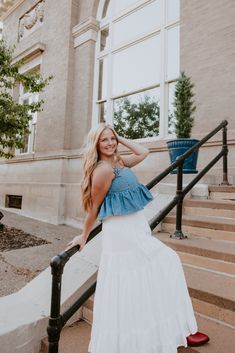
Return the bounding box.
[69,16,100,150]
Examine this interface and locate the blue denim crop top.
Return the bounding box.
[98,166,154,222]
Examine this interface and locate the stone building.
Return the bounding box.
[0,0,235,225]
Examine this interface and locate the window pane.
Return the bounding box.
[166,26,179,80]
[20,133,29,153]
[113,87,160,138]
[112,34,160,96]
[98,58,108,100]
[113,0,139,16]
[113,0,162,47]
[167,0,180,23]
[100,27,109,51]
[21,66,40,95]
[168,82,176,134]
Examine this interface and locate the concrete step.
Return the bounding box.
[209,185,235,201]
[179,252,235,276]
[162,214,235,242]
[183,198,235,219]
[184,265,235,327]
[155,232,235,326]
[155,232,235,266]
[185,314,235,353]
[41,315,235,353]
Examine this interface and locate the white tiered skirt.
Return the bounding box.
[88,210,197,353]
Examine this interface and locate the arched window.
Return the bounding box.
[93,0,180,139]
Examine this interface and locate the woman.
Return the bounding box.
[66,123,209,353]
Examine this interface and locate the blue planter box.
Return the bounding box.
[167,138,199,174]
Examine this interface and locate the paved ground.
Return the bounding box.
[0,209,82,297]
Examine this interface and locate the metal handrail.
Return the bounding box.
[47,120,229,353]
[146,120,229,189]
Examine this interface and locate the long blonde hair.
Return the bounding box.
[81,123,120,212]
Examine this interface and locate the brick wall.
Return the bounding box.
[181,0,235,139]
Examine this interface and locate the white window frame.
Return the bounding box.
[93,0,180,140]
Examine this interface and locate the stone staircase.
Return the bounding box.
[41,185,235,353]
[159,185,235,351]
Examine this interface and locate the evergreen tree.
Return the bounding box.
[114,95,160,139]
[0,39,52,158]
[173,71,196,138]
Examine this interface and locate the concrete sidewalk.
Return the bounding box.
[0,209,82,297]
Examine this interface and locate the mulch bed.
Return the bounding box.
[0,224,49,252]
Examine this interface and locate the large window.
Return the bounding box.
[93,0,180,139]
[15,57,41,155]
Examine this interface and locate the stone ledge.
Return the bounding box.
[156,232,235,264]
[0,233,102,353]
[164,214,235,232]
[184,198,235,210]
[12,42,46,64]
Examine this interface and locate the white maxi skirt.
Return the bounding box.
[88,209,197,353]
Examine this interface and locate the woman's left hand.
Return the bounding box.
[65,234,87,252]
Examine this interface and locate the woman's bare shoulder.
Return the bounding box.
[91,163,114,197]
[92,162,114,182]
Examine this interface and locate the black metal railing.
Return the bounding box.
[47,120,229,353]
[147,120,229,237]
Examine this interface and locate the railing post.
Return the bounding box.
[171,161,187,239]
[221,124,230,185]
[47,256,64,353]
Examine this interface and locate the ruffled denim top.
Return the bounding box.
[98,166,154,222]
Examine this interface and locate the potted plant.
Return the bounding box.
[167,71,198,173]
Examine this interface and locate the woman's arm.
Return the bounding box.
[66,164,114,251]
[117,134,150,168]
[82,165,114,240]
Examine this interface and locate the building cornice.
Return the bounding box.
[72,16,100,48]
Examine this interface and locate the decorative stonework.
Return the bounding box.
[18,0,45,40]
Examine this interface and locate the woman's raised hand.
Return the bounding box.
[66,234,87,252]
[113,129,120,143]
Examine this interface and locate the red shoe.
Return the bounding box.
[187,332,210,346]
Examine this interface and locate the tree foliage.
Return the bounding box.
[114,95,160,139]
[173,71,196,138]
[0,39,52,158]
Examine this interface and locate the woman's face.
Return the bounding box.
[97,128,118,158]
